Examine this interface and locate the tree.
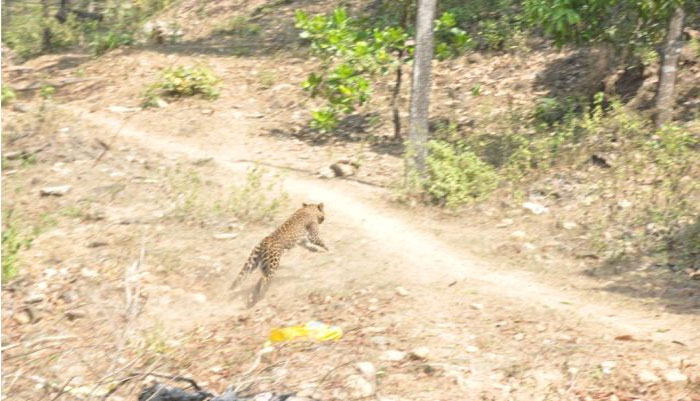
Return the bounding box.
[406,0,437,184]
[655,5,685,128]
[524,0,690,124]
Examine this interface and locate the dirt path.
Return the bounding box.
[69,106,700,349]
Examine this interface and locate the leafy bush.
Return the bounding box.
[296,8,474,133]
[434,12,474,60]
[534,96,579,126]
[296,8,408,133]
[143,65,220,107]
[2,86,16,106]
[2,0,173,60]
[425,140,500,207]
[90,30,135,56]
[2,212,35,283]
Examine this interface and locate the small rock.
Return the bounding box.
[200,108,214,115]
[87,241,108,248]
[60,291,79,303]
[617,199,632,209]
[470,303,484,310]
[562,221,578,230]
[496,218,514,228]
[466,345,479,353]
[523,202,549,215]
[4,151,23,160]
[80,268,99,279]
[380,350,407,362]
[192,293,207,303]
[14,309,33,324]
[663,369,688,383]
[601,361,617,374]
[395,286,409,297]
[409,347,430,360]
[355,362,376,381]
[40,185,72,196]
[371,336,390,346]
[245,111,265,119]
[522,242,537,251]
[213,233,238,240]
[156,98,169,108]
[514,333,525,341]
[330,161,357,177]
[510,230,527,239]
[12,103,31,113]
[25,293,45,304]
[346,374,374,397]
[637,370,661,383]
[317,167,336,179]
[66,310,86,320]
[108,105,140,113]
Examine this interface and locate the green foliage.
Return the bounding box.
[227,167,289,222]
[534,96,579,126]
[90,30,135,56]
[434,12,474,60]
[143,65,220,107]
[2,86,17,106]
[296,8,474,133]
[425,140,500,207]
[2,211,35,283]
[39,84,56,100]
[523,0,676,50]
[296,8,408,133]
[2,0,174,60]
[438,0,527,51]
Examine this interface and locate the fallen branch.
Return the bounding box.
[16,78,102,91]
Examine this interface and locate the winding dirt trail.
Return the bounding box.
[69,106,700,350]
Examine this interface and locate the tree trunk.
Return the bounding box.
[655,5,685,128]
[391,0,410,140]
[405,0,437,184]
[41,0,52,52]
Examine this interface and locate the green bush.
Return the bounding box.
[534,96,579,126]
[2,86,17,106]
[143,65,220,107]
[2,212,35,283]
[425,140,500,207]
[2,0,173,60]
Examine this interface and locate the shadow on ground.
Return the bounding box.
[585,218,700,315]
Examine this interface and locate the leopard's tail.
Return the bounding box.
[231,243,262,290]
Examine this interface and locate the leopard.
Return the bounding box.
[231,202,328,306]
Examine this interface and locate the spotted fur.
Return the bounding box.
[231,202,328,305]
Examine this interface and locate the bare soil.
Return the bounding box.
[2,4,700,400]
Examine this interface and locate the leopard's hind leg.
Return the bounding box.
[247,247,281,307]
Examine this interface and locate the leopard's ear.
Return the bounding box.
[317,203,324,211]
[302,202,309,207]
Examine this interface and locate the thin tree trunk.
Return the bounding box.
[655,5,685,128]
[405,0,437,184]
[41,0,52,52]
[391,0,410,140]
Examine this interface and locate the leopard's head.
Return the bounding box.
[302,202,325,224]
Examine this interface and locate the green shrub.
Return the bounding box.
[2,212,35,283]
[2,86,17,106]
[143,65,220,107]
[228,167,289,222]
[425,140,500,207]
[434,12,474,60]
[534,96,578,126]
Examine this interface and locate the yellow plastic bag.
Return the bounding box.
[268,321,343,342]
